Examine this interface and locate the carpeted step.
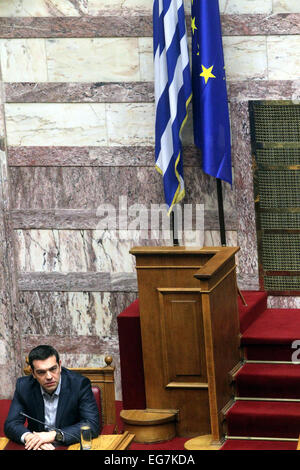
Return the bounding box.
[225,400,300,439]
[238,290,268,334]
[241,308,300,362]
[244,344,296,362]
[234,363,300,399]
[221,439,297,450]
[241,308,300,345]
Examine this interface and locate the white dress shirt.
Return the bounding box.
[21,377,62,444]
[41,377,61,432]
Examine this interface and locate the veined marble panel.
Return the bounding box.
[106,103,155,145]
[273,0,300,13]
[0,0,85,16]
[5,82,155,104]
[7,145,156,166]
[8,166,163,208]
[22,334,121,357]
[221,14,300,36]
[19,291,137,337]
[0,36,282,85]
[0,365,17,399]
[46,38,140,83]
[5,103,107,146]
[228,80,300,101]
[2,15,300,40]
[230,101,259,284]
[9,167,236,216]
[5,103,156,146]
[10,208,237,231]
[89,0,272,16]
[0,16,153,39]
[268,36,300,80]
[236,273,260,291]
[87,0,155,16]
[138,38,154,82]
[0,92,22,395]
[0,0,274,17]
[223,36,267,81]
[4,79,300,105]
[14,229,150,273]
[18,272,114,292]
[0,39,48,82]
[0,38,143,83]
[219,0,272,14]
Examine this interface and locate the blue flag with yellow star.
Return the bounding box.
[191,0,232,184]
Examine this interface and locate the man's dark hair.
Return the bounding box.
[28,345,60,370]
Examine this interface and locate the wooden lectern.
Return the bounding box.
[129,246,240,443]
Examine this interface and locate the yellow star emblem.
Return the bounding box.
[200,65,216,84]
[191,17,197,35]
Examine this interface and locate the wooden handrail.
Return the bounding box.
[194,247,240,279]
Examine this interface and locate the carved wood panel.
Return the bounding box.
[158,289,207,388]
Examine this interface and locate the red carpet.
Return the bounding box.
[225,400,300,439]
[238,290,268,333]
[242,308,300,362]
[244,344,296,362]
[234,363,300,398]
[221,439,297,450]
[222,300,300,450]
[241,308,300,345]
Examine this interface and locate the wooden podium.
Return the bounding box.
[129,246,240,443]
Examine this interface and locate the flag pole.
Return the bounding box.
[216,178,226,246]
[171,210,179,246]
[217,178,247,305]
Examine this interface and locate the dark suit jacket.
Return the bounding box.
[4,367,100,445]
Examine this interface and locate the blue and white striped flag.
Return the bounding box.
[153,0,192,213]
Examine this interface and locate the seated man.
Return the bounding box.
[4,345,100,450]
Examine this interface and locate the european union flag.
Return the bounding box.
[191,0,232,185]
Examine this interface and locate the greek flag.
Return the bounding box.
[153,0,192,213]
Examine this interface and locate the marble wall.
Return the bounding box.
[0,0,300,399]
